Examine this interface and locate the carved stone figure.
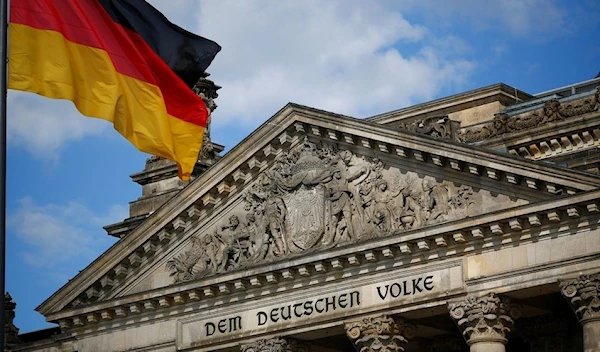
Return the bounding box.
[345,315,416,352]
[193,74,221,164]
[560,86,600,117]
[245,212,269,261]
[325,168,356,244]
[457,124,495,144]
[338,149,373,236]
[398,115,455,140]
[539,99,563,124]
[167,141,479,283]
[223,215,254,270]
[362,179,402,234]
[166,230,227,281]
[448,293,521,346]
[264,195,288,255]
[422,176,450,223]
[395,176,423,229]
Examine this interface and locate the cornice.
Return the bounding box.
[37,103,600,317]
[456,87,599,145]
[367,83,532,125]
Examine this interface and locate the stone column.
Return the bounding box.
[345,314,416,352]
[240,337,309,352]
[448,293,521,352]
[560,274,600,352]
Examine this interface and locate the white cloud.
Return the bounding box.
[7,91,109,160]
[7,198,125,278]
[187,0,475,129]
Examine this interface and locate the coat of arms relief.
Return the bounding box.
[167,138,478,283]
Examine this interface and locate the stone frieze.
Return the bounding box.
[458,87,599,143]
[167,138,487,283]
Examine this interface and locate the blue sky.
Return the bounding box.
[6,0,600,333]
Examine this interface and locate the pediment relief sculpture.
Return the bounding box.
[167,138,512,283]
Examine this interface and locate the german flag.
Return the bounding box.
[8,0,221,180]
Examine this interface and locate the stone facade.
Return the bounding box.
[8,77,600,352]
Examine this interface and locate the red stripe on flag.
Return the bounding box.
[10,0,208,128]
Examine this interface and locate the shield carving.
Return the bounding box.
[283,185,326,253]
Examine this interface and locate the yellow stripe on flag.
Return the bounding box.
[9,23,204,180]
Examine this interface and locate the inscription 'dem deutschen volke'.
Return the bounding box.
[203,274,434,337]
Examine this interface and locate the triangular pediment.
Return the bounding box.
[37,103,600,323]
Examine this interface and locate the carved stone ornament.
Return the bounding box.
[167,138,476,282]
[397,116,456,140]
[559,273,600,324]
[458,87,600,143]
[4,293,20,347]
[345,315,416,352]
[193,74,221,164]
[448,293,521,345]
[240,337,309,352]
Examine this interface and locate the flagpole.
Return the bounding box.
[0,0,8,349]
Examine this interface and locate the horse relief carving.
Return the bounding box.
[167,138,475,282]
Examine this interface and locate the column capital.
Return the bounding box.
[448,293,521,346]
[560,273,600,324]
[345,314,416,352]
[240,337,309,352]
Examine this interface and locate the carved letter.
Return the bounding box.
[205,322,215,336]
[257,311,267,326]
[281,305,292,320]
[218,319,227,333]
[377,285,389,300]
[304,301,314,316]
[412,277,423,293]
[350,291,361,307]
[229,316,242,332]
[270,307,279,323]
[424,276,434,291]
[403,280,412,296]
[325,296,336,312]
[338,293,348,308]
[293,303,303,318]
[315,298,325,313]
